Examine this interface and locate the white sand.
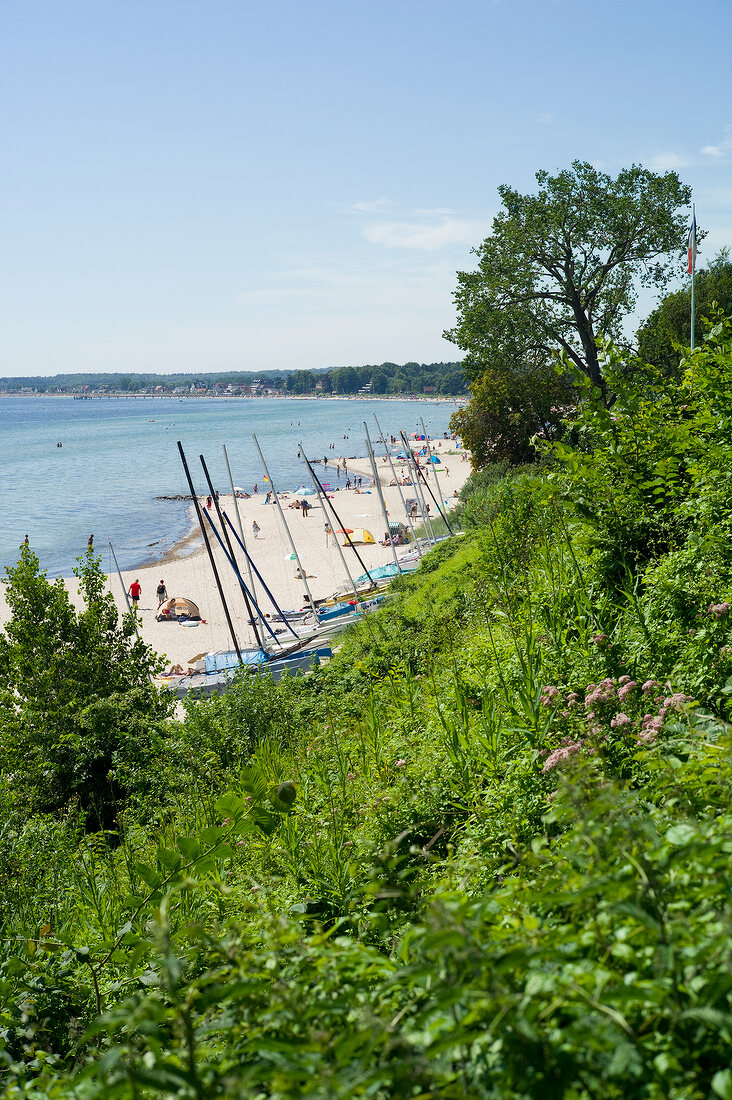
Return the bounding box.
[0,443,471,669]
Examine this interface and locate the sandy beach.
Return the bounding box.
[0,442,471,669]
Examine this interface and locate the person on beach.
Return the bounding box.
[206,495,212,510]
[253,483,258,495]
[128,579,142,607]
[156,580,168,608]
[22,534,29,546]
[88,534,94,548]
[252,520,260,539]
[301,499,310,517]
[264,491,272,505]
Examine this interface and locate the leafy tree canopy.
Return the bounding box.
[446,161,692,398]
[637,248,732,376]
[0,546,172,829]
[450,351,571,465]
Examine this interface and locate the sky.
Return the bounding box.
[2,0,731,377]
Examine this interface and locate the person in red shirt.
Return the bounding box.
[128,579,142,607]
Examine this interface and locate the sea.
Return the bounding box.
[0,395,463,577]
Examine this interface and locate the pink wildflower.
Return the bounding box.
[542,739,585,773]
[395,758,407,768]
[618,675,631,685]
[708,602,731,619]
[638,728,658,745]
[642,680,660,693]
[664,693,690,711]
[610,712,631,729]
[540,685,561,707]
[618,681,637,700]
[592,633,609,645]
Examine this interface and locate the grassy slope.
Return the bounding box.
[4,334,732,1095]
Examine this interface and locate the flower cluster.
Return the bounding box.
[708,602,731,619]
[537,676,695,775]
[541,738,587,773]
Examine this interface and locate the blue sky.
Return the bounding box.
[2,0,731,376]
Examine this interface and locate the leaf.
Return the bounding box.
[135,861,162,889]
[176,836,201,862]
[156,846,182,872]
[666,823,698,846]
[712,1069,732,1099]
[269,781,297,812]
[215,792,249,818]
[200,826,226,848]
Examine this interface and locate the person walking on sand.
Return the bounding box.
[156,579,168,609]
[253,483,258,495]
[252,520,260,539]
[128,579,142,608]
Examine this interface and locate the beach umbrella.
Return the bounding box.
[284,552,297,560]
[429,455,441,463]
[335,528,354,535]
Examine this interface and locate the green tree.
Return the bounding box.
[370,369,388,394]
[331,367,359,394]
[285,370,315,394]
[0,545,172,830]
[446,161,692,400]
[450,353,570,464]
[638,249,732,376]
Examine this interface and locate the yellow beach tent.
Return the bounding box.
[342,528,375,546]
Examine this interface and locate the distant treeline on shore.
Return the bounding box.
[0,361,466,397]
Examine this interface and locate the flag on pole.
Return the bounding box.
[262,474,270,482]
[687,210,697,275]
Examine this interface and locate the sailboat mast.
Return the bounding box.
[222,444,259,614]
[300,447,360,598]
[363,422,400,574]
[177,441,243,665]
[400,430,436,543]
[251,434,319,616]
[420,417,455,535]
[200,454,263,651]
[373,415,422,557]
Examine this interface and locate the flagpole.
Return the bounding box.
[690,204,696,352]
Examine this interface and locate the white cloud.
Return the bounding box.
[700,126,732,158]
[348,198,392,213]
[363,218,484,250]
[646,152,691,172]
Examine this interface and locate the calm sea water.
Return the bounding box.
[0,396,461,576]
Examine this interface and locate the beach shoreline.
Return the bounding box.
[0,440,471,670]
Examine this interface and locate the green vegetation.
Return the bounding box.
[2,320,732,1095]
[0,361,466,397]
[638,249,732,378]
[446,161,693,460]
[446,161,690,394]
